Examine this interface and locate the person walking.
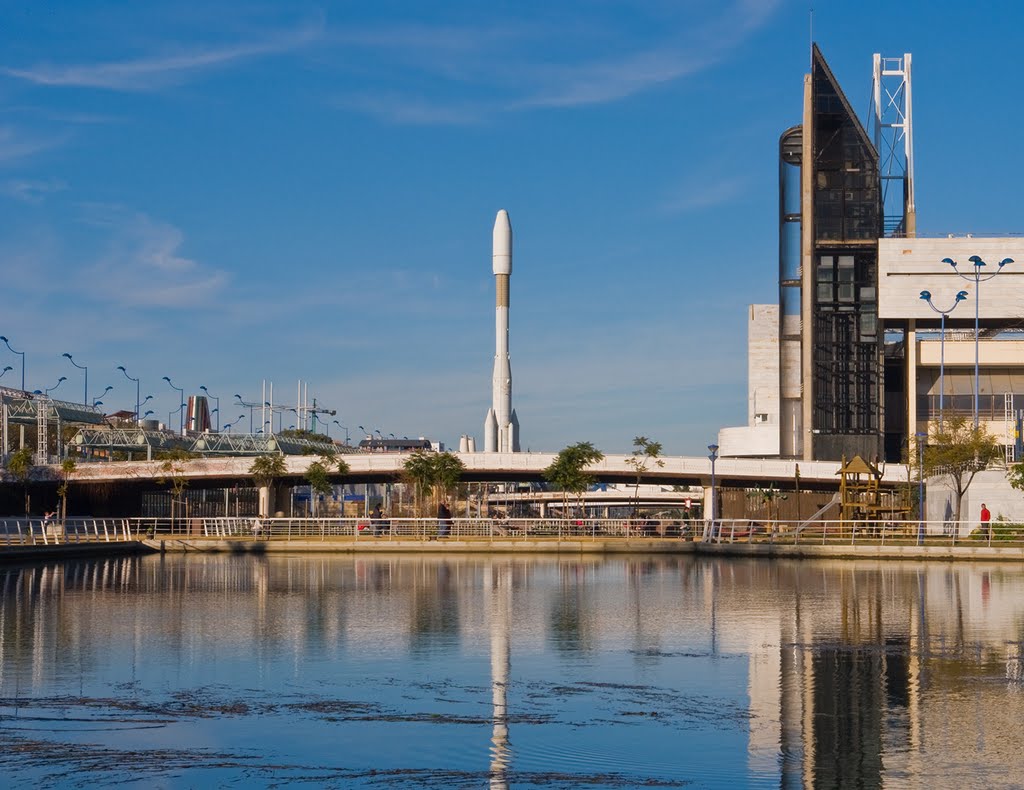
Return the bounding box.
[437,501,453,539]
[371,503,389,536]
[981,503,992,541]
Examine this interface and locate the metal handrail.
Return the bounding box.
[3,516,1019,549]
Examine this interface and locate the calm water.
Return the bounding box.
[1,554,1022,788]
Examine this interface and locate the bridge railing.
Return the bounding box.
[0,517,136,547]
[703,518,1024,548]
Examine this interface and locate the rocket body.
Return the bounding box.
[485,210,519,452]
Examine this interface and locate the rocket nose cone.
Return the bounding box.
[492,209,512,275]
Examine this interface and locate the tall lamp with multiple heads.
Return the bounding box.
[0,365,12,380]
[707,443,719,539]
[117,365,141,424]
[44,376,67,396]
[916,431,927,545]
[333,421,350,445]
[234,394,256,433]
[943,255,1014,428]
[919,289,968,426]
[199,386,220,431]
[0,336,25,391]
[62,352,88,405]
[93,385,113,406]
[163,376,185,435]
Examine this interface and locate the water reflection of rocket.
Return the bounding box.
[489,562,511,789]
[484,210,520,453]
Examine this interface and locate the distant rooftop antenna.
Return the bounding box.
[870,53,915,237]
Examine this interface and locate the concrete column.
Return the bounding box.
[258,485,271,518]
[800,73,815,461]
[702,485,714,540]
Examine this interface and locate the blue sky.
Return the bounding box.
[2,1,1022,454]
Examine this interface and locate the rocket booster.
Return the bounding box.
[485,209,519,452]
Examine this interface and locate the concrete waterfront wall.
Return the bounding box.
[0,541,153,563]
[146,538,701,555]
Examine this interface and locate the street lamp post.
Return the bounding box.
[707,443,719,541]
[62,353,88,405]
[234,395,255,433]
[919,290,968,426]
[0,365,12,380]
[45,376,67,396]
[163,376,185,435]
[916,431,927,545]
[199,386,220,431]
[117,366,141,424]
[943,255,1014,428]
[0,336,25,391]
[333,421,350,445]
[92,385,113,406]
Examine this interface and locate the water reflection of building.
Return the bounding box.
[2,556,1024,786]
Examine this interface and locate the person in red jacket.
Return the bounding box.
[981,503,992,540]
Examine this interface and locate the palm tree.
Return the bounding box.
[403,451,435,516]
[157,449,196,528]
[431,452,466,510]
[402,451,466,516]
[58,457,77,520]
[249,454,286,517]
[6,448,34,515]
[624,436,664,517]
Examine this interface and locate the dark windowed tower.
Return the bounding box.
[785,45,884,461]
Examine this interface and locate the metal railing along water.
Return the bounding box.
[145,516,1024,548]
[702,518,1023,548]
[0,517,135,547]
[4,517,1018,550]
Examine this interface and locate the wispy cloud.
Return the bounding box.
[1,177,68,204]
[336,93,488,126]
[78,205,229,307]
[659,176,747,215]
[2,19,323,92]
[332,0,783,124]
[0,125,68,164]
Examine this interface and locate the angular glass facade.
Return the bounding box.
[809,45,883,460]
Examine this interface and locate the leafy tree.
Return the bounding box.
[543,442,604,518]
[5,447,34,515]
[249,454,286,517]
[157,449,197,526]
[624,436,664,517]
[304,460,332,516]
[924,415,1001,527]
[58,457,77,520]
[303,453,346,517]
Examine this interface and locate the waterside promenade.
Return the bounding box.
[3,516,1024,562]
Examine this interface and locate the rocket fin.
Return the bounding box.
[484,408,498,453]
[510,410,520,452]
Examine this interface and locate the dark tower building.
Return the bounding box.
[782,45,884,462]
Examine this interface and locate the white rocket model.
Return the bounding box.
[484,209,520,453]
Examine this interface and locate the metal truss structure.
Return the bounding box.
[190,432,348,457]
[69,428,190,460]
[869,53,915,237]
[1,394,107,464]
